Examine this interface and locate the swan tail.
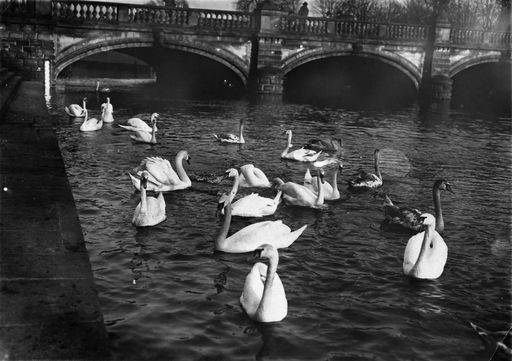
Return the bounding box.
[129,173,141,191]
[278,224,307,248]
[304,168,312,184]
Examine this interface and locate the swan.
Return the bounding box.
[304,138,342,154]
[214,121,245,144]
[132,171,166,227]
[129,150,191,192]
[402,213,447,280]
[79,108,103,132]
[383,179,453,233]
[238,164,271,188]
[65,97,87,117]
[218,168,281,218]
[118,113,159,133]
[312,157,340,168]
[240,244,287,323]
[215,198,307,253]
[274,170,326,208]
[469,322,512,359]
[348,149,382,190]
[281,130,322,162]
[304,163,343,201]
[130,114,158,144]
[96,80,110,93]
[101,97,114,123]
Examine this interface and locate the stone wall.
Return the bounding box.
[0,24,54,81]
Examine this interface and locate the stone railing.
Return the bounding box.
[279,15,428,42]
[51,1,118,23]
[48,1,254,32]
[0,0,33,17]
[450,28,511,49]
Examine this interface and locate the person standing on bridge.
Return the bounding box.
[298,2,309,17]
[298,2,309,32]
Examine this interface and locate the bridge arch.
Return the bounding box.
[281,48,422,89]
[449,52,508,78]
[53,36,250,85]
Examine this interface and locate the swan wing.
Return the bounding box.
[240,165,271,187]
[144,157,179,184]
[130,129,152,143]
[280,182,317,205]
[132,194,166,226]
[403,232,424,275]
[226,221,296,252]
[127,118,151,132]
[231,193,278,217]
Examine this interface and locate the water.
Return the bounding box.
[51,90,511,360]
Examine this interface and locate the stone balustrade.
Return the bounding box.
[0,0,510,51]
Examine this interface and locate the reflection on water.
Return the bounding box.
[52,88,511,360]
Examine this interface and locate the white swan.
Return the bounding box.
[101,97,114,123]
[281,130,322,162]
[96,80,110,93]
[274,171,326,208]
[214,121,245,144]
[79,108,103,132]
[216,198,307,253]
[132,171,166,227]
[218,168,281,218]
[65,97,86,117]
[238,164,271,188]
[240,244,287,323]
[304,163,343,201]
[348,149,382,190]
[119,113,159,133]
[403,213,447,280]
[129,150,191,192]
[130,114,158,144]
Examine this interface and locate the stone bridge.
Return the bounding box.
[0,0,510,106]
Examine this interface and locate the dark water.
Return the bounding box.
[51,90,511,361]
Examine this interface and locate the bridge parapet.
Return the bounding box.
[450,28,511,50]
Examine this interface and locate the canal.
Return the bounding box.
[49,87,510,360]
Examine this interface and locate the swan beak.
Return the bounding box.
[141,176,148,189]
[215,202,224,217]
[446,183,454,193]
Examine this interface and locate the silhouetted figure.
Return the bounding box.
[298,2,309,17]
[298,2,309,32]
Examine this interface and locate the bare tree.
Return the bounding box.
[236,0,302,13]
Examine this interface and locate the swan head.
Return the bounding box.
[434,179,453,193]
[216,192,232,216]
[419,213,436,227]
[140,171,150,190]
[272,177,285,189]
[151,113,159,123]
[254,244,278,263]
[317,169,326,183]
[177,150,191,165]
[224,168,238,179]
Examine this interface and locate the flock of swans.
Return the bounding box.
[65,97,454,323]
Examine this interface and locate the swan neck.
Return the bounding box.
[140,185,148,213]
[332,168,340,196]
[175,153,190,182]
[256,254,278,317]
[239,124,244,142]
[229,173,240,201]
[433,187,444,232]
[316,174,324,204]
[414,224,434,270]
[215,204,232,250]
[374,152,382,180]
[287,131,292,146]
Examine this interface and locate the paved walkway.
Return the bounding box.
[0,82,109,360]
